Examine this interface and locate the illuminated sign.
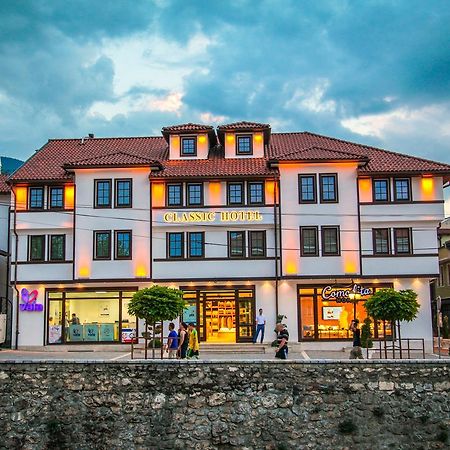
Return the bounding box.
[20,288,43,312]
[321,284,373,303]
[163,210,263,224]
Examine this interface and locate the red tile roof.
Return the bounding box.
[0,174,10,193]
[217,121,271,130]
[275,146,368,162]
[64,151,155,169]
[162,123,214,133]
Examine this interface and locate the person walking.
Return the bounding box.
[187,322,200,359]
[253,308,266,344]
[349,319,363,359]
[166,323,178,359]
[178,322,189,359]
[275,323,289,359]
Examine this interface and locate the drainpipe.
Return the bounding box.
[11,188,20,349]
[3,205,13,347]
[273,177,280,319]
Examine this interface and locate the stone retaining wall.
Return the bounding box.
[0,360,449,450]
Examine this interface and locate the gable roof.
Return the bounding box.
[162,123,214,133]
[64,151,156,169]
[0,174,10,193]
[217,121,271,131]
[274,146,368,163]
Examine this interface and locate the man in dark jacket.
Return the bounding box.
[275,323,289,360]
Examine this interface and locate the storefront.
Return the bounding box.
[46,288,138,344]
[181,286,255,343]
[298,283,393,341]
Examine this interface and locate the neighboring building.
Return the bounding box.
[436,218,450,324]
[7,122,450,350]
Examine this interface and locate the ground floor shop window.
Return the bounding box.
[298,284,392,340]
[47,289,137,344]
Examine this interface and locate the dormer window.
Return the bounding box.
[181,137,197,156]
[236,135,252,155]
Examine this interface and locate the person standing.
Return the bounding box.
[253,308,266,343]
[275,323,289,360]
[187,323,200,359]
[166,323,179,359]
[178,322,189,359]
[349,319,363,359]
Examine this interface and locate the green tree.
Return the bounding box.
[361,318,373,349]
[442,315,449,340]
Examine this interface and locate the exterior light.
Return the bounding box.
[254,133,263,142]
[198,135,207,144]
[15,186,27,210]
[64,185,75,209]
[226,134,234,143]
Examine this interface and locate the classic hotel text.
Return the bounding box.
[163,210,263,223]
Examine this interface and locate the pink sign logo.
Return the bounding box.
[20,288,43,312]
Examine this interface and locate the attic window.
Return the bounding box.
[236,135,252,155]
[181,137,197,156]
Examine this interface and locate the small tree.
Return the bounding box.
[442,315,449,340]
[361,318,373,348]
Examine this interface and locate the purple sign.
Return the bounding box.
[20,288,43,312]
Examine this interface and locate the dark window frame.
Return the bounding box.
[114,230,132,260]
[167,232,184,259]
[298,174,317,204]
[236,134,253,155]
[94,179,112,209]
[247,181,265,205]
[93,230,112,260]
[49,234,66,261]
[372,178,390,203]
[28,187,44,210]
[300,226,319,257]
[180,136,197,157]
[228,231,246,258]
[186,182,204,206]
[114,179,133,208]
[321,226,340,256]
[393,228,413,255]
[166,183,183,207]
[188,231,205,258]
[249,230,266,258]
[227,182,245,206]
[319,173,338,203]
[393,178,411,202]
[48,186,65,210]
[28,235,46,261]
[372,228,391,255]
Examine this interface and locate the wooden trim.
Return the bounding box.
[154,203,276,210]
[228,230,246,258]
[393,177,412,202]
[94,179,112,209]
[321,225,340,256]
[187,231,205,258]
[360,200,445,205]
[28,186,45,210]
[48,234,66,261]
[372,177,390,202]
[319,173,338,203]
[93,230,112,260]
[247,181,265,205]
[393,227,413,255]
[48,186,65,210]
[14,260,73,265]
[15,209,75,213]
[372,228,391,255]
[248,230,267,258]
[186,182,204,206]
[180,136,197,157]
[114,178,133,208]
[235,134,253,155]
[300,226,319,257]
[72,184,77,281]
[153,256,276,262]
[166,232,184,259]
[28,234,46,261]
[362,253,438,258]
[114,230,133,260]
[356,176,363,276]
[166,183,183,207]
[227,181,245,206]
[298,174,317,204]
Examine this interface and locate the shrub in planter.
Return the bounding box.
[361,318,373,349]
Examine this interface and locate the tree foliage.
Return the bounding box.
[364,288,420,323]
[127,285,187,323]
[361,318,373,348]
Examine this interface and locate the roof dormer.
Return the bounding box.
[217,121,271,159]
[162,123,217,160]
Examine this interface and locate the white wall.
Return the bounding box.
[0,193,10,252]
[224,133,264,159]
[169,134,209,160]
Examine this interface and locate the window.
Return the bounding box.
[181,137,197,156]
[115,179,132,208]
[321,226,340,256]
[300,227,319,256]
[49,235,65,261]
[168,233,184,258]
[299,175,317,203]
[249,231,266,257]
[394,228,412,254]
[394,178,411,202]
[373,179,389,202]
[94,231,111,260]
[167,184,182,207]
[49,187,64,209]
[236,135,252,155]
[248,182,264,205]
[373,228,390,255]
[188,232,204,258]
[319,174,338,203]
[227,182,244,205]
[94,180,112,208]
[29,187,44,209]
[187,183,203,206]
[228,231,245,257]
[29,235,45,261]
[115,231,132,259]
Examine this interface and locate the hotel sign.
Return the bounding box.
[321,284,374,303]
[20,288,43,312]
[163,210,263,224]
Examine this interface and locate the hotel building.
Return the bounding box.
[7,122,450,350]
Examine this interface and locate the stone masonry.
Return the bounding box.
[0,360,449,450]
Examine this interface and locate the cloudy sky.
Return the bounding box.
[1,1,449,175]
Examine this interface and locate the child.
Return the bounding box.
[187,322,200,359]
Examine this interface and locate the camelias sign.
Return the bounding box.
[163,210,263,224]
[20,288,43,312]
[321,284,374,303]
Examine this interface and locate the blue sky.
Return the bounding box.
[1,2,449,183]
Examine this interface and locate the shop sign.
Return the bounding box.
[321,284,373,303]
[20,288,43,312]
[163,210,263,224]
